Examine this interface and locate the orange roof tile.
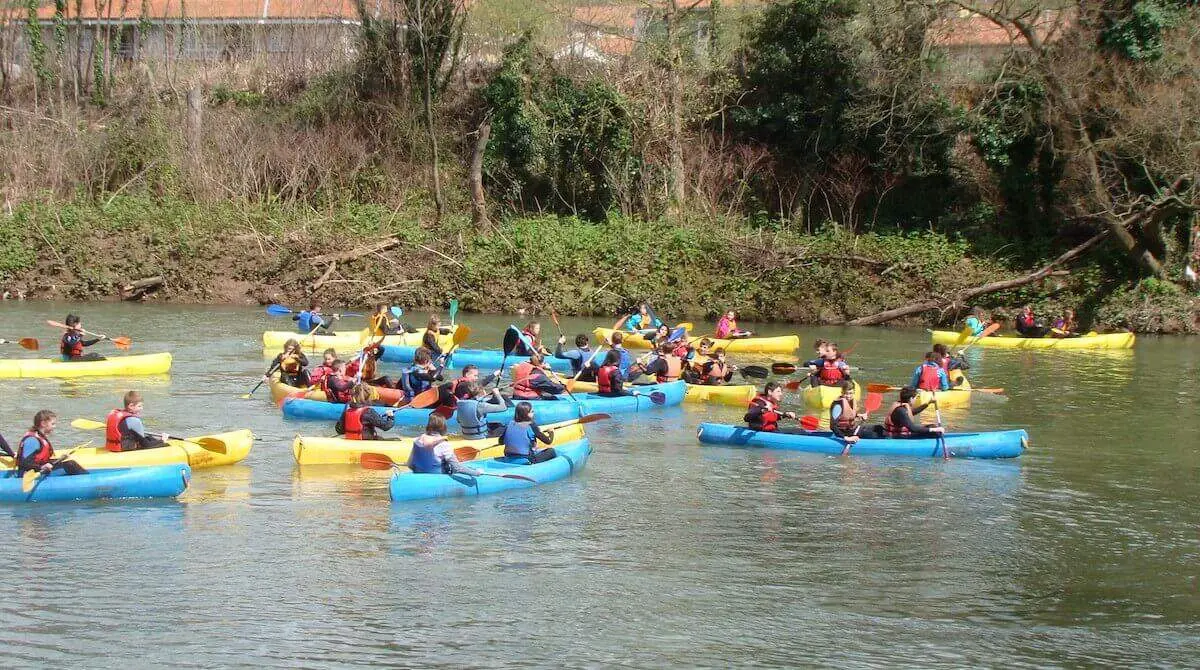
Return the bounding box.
[33,0,359,21]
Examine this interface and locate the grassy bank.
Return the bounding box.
[3,195,1194,333]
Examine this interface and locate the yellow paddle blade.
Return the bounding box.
[71,418,106,430]
[21,469,41,493]
[675,322,693,332]
[191,437,228,454]
[452,325,472,345]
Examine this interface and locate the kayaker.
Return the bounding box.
[554,334,595,379]
[432,364,494,419]
[422,316,445,360]
[1050,308,1078,338]
[964,307,990,337]
[308,348,338,388]
[0,432,11,458]
[802,339,829,371]
[809,344,851,388]
[406,414,483,476]
[515,321,551,357]
[335,384,396,440]
[104,391,170,452]
[510,353,567,401]
[715,310,752,339]
[647,324,672,349]
[625,303,662,334]
[294,300,335,334]
[1015,305,1046,338]
[265,338,309,387]
[456,382,509,439]
[321,359,354,404]
[609,331,635,377]
[346,341,391,387]
[641,343,683,383]
[931,344,969,374]
[744,382,798,433]
[368,304,390,337]
[683,338,715,382]
[829,381,867,442]
[868,387,944,438]
[16,410,87,475]
[911,352,951,391]
[595,350,642,398]
[400,348,444,401]
[501,402,557,463]
[698,348,734,386]
[59,314,107,362]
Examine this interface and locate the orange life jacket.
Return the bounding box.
[882,402,912,437]
[104,408,136,452]
[511,362,540,399]
[343,406,368,440]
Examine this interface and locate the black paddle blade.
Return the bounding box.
[649,391,666,405]
[503,327,520,355]
[771,363,798,375]
[741,365,769,379]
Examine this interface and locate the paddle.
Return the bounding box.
[21,444,89,493]
[46,320,131,350]
[266,304,363,318]
[0,338,39,350]
[865,383,1004,395]
[243,362,282,400]
[739,364,769,380]
[448,299,459,326]
[451,413,612,462]
[392,385,442,410]
[358,452,536,481]
[932,392,948,460]
[497,326,521,380]
[70,419,228,453]
[955,321,1001,356]
[840,392,883,456]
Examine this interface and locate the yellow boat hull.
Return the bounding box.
[914,371,972,409]
[292,423,586,466]
[0,352,172,379]
[568,380,755,406]
[592,328,799,354]
[0,430,254,470]
[930,330,1135,350]
[262,326,459,355]
[801,381,861,410]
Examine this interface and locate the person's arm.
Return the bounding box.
[480,390,508,414]
[0,433,10,458]
[124,416,167,449]
[910,365,922,388]
[81,337,102,347]
[839,361,852,381]
[292,314,301,323]
[938,368,950,391]
[296,352,310,367]
[896,407,936,436]
[529,422,554,445]
[533,372,566,395]
[265,353,284,375]
[363,408,395,433]
[436,442,482,476]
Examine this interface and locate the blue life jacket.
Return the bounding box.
[296,310,322,333]
[501,421,535,458]
[402,366,432,396]
[456,398,487,439]
[407,436,447,474]
[615,347,634,376]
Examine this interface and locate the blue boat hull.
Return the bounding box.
[0,464,191,503]
[389,438,592,501]
[379,346,576,373]
[573,380,687,414]
[696,423,1027,459]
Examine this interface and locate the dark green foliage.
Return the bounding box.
[482,35,635,221]
[1102,1,1183,61]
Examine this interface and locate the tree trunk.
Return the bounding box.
[415,0,445,221]
[185,83,202,154]
[469,118,491,231]
[666,0,685,210]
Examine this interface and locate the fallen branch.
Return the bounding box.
[307,236,401,266]
[844,231,1108,326]
[310,263,337,292]
[119,276,164,301]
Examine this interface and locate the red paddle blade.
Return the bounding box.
[865,392,883,413]
[784,380,805,391]
[408,386,441,409]
[19,338,39,350]
[112,336,133,350]
[771,363,797,375]
[550,309,560,327]
[800,415,821,430]
[454,446,480,462]
[360,453,397,470]
[866,383,897,394]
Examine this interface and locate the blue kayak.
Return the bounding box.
[696,423,1027,459]
[379,345,577,373]
[282,380,686,423]
[389,436,592,502]
[281,396,584,425]
[0,464,191,503]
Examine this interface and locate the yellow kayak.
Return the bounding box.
[0,430,254,470]
[262,326,459,354]
[801,381,861,410]
[0,352,172,379]
[915,371,972,409]
[268,374,402,405]
[930,330,1135,350]
[292,423,586,466]
[592,328,800,354]
[568,380,755,406]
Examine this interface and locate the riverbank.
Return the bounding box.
[3,195,1196,333]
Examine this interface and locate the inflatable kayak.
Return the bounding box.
[389,434,592,502]
[568,379,755,406]
[801,381,861,410]
[0,464,191,503]
[930,330,1135,350]
[0,430,254,470]
[262,326,459,354]
[696,423,1027,459]
[379,346,575,373]
[282,396,584,425]
[293,423,586,466]
[269,374,403,406]
[0,352,172,379]
[915,370,971,409]
[592,327,800,354]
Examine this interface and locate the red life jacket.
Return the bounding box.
[818,359,845,384]
[1018,312,1035,329]
[671,343,689,358]
[917,363,942,391]
[105,408,136,452]
[937,355,951,371]
[656,355,682,383]
[596,364,619,393]
[832,397,856,432]
[19,430,53,468]
[521,329,541,351]
[511,362,540,400]
[701,360,728,385]
[323,374,351,404]
[433,378,470,418]
[309,364,334,387]
[882,402,912,436]
[747,395,780,432]
[60,332,83,358]
[342,406,368,440]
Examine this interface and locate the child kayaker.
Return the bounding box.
[501,402,557,464]
[308,348,337,388]
[745,382,798,433]
[265,338,309,387]
[715,310,752,339]
[335,384,396,440]
[59,314,107,362]
[17,410,87,475]
[554,334,595,379]
[406,414,483,475]
[105,391,170,452]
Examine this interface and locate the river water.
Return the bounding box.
[0,302,1197,667]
